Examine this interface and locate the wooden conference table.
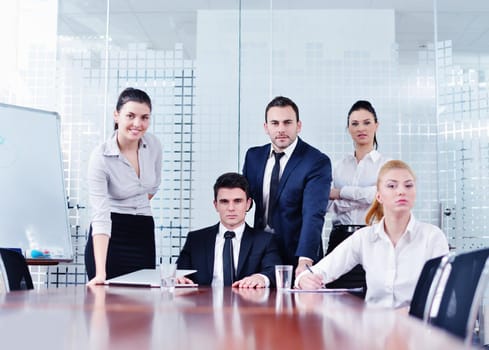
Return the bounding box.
[0,286,473,350]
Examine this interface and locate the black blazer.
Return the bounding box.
[176,223,282,287]
[243,137,332,265]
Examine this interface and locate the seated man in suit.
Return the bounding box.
[176,172,282,288]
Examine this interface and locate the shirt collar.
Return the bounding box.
[268,137,298,159]
[104,131,120,156]
[219,222,245,240]
[371,219,383,242]
[368,149,381,162]
[403,214,417,242]
[103,130,147,157]
[347,149,381,162]
[371,213,416,242]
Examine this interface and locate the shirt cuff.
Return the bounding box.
[91,221,111,237]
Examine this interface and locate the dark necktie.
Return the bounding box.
[223,231,236,286]
[267,151,285,228]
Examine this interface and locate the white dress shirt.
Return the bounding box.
[297,214,449,308]
[262,137,298,227]
[212,223,245,286]
[212,223,270,287]
[329,150,390,226]
[88,131,162,236]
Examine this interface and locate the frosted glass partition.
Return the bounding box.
[0,0,58,110]
[236,8,438,235]
[436,40,489,251]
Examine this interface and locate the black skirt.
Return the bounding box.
[85,212,156,280]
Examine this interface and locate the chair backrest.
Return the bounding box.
[409,255,445,320]
[429,248,489,343]
[0,248,34,291]
[0,256,9,293]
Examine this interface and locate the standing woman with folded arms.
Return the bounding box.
[297,160,449,308]
[326,100,390,290]
[85,88,162,286]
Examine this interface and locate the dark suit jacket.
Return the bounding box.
[243,137,332,266]
[176,223,282,287]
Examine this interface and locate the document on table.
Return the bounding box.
[104,268,197,288]
[285,287,363,293]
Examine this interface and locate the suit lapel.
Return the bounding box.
[237,224,253,277]
[205,224,219,279]
[255,145,271,204]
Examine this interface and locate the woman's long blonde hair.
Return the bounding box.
[365,160,416,225]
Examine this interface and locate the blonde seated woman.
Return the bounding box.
[296,160,449,308]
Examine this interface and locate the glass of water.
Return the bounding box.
[160,263,177,292]
[275,265,293,290]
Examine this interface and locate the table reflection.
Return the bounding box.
[0,286,469,350]
[86,285,156,349]
[275,290,294,313]
[233,287,269,304]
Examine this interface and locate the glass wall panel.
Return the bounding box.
[55,0,108,285]
[58,1,242,275]
[0,0,58,110]
[238,1,437,248]
[436,1,489,251]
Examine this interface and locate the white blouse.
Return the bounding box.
[298,214,449,308]
[329,150,390,225]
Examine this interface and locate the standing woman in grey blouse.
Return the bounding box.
[326,100,390,290]
[85,88,162,286]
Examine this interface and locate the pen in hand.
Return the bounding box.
[305,264,325,288]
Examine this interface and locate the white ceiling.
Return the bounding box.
[58,0,489,60]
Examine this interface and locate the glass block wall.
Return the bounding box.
[437,40,489,251]
[49,39,196,285]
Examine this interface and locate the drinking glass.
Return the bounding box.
[160,263,177,292]
[275,265,293,290]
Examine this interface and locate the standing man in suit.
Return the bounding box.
[176,172,282,288]
[243,96,332,277]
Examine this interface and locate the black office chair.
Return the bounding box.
[429,248,489,344]
[409,254,448,320]
[0,248,34,291]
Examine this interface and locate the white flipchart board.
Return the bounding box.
[0,103,73,261]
